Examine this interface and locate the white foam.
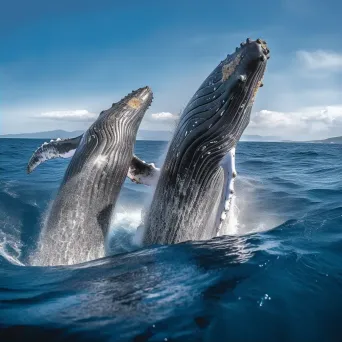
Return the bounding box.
[2,181,19,199]
[221,176,284,236]
[0,219,24,266]
[106,206,144,253]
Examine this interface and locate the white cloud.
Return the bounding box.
[140,112,180,132]
[151,112,179,120]
[38,110,97,121]
[297,50,342,71]
[247,105,342,140]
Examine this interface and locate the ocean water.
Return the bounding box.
[1,138,342,342]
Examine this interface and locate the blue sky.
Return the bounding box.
[1,0,342,139]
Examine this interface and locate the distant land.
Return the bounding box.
[308,136,342,144]
[240,135,280,142]
[0,130,85,139]
[1,130,341,144]
[0,129,173,141]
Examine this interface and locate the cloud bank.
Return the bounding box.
[151,112,179,121]
[296,50,342,71]
[247,105,342,140]
[38,110,97,121]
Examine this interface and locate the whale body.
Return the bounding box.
[143,39,270,245]
[32,87,153,265]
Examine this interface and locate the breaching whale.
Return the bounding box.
[142,38,270,245]
[32,87,153,266]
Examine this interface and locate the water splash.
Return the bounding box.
[106,205,143,255]
[223,176,285,236]
[0,217,24,266]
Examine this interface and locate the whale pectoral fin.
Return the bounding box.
[127,154,160,186]
[216,148,237,236]
[26,135,83,174]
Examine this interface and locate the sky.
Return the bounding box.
[1,0,342,140]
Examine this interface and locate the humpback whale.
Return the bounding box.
[143,38,270,245]
[32,87,153,266]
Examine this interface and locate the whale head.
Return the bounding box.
[84,86,152,152]
[176,38,270,162]
[63,87,153,181]
[95,86,153,136]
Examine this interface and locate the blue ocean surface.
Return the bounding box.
[0,138,342,341]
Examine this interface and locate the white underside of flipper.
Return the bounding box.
[216,147,237,236]
[27,138,79,174]
[126,156,160,186]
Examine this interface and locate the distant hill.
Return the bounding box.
[309,136,342,144]
[240,134,280,142]
[0,130,85,139]
[3,130,339,143]
[0,129,173,141]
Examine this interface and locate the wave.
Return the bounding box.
[290,151,320,157]
[0,180,19,199]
